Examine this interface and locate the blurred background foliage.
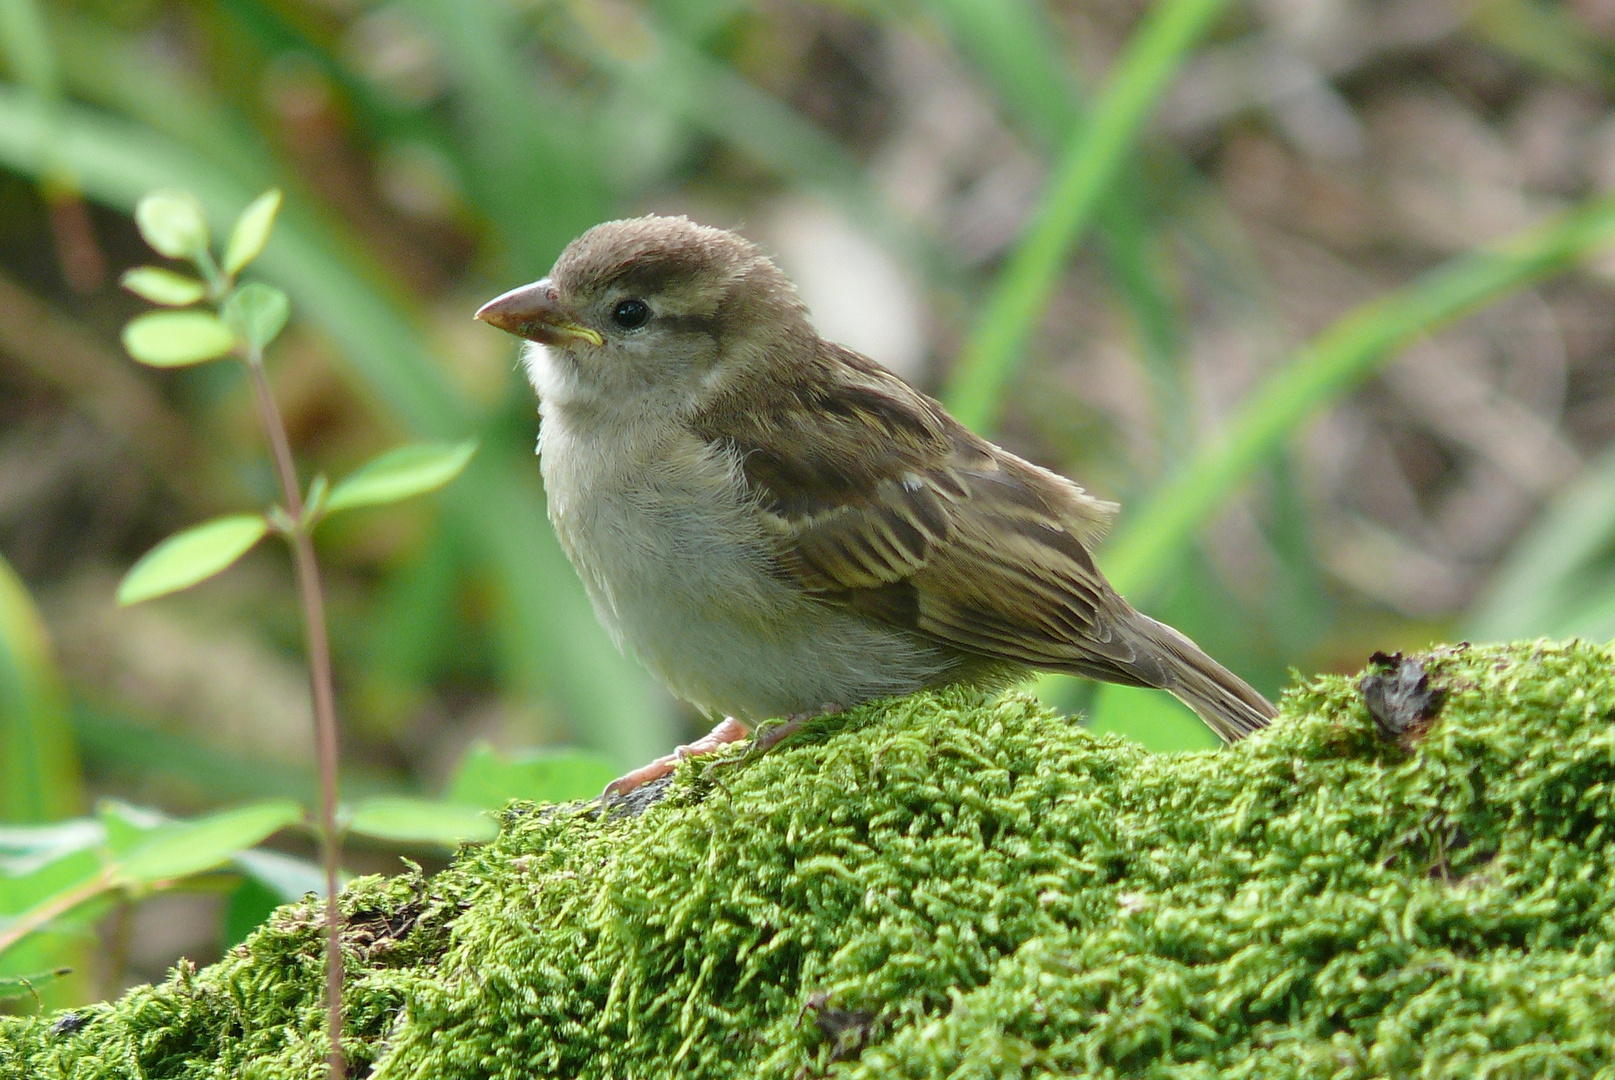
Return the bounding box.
[7,0,1615,1003]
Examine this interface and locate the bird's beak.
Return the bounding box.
[474,279,604,347]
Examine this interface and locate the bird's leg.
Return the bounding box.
[747,715,808,756]
[747,703,846,757]
[602,717,750,798]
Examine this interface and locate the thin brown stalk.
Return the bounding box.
[244,352,345,1080]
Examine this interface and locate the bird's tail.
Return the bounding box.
[1111,610,1276,742]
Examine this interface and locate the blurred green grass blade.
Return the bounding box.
[402,0,613,270]
[1556,585,1615,641]
[0,0,58,97]
[47,6,277,192]
[1104,195,1615,599]
[559,6,955,281]
[0,85,461,427]
[916,0,1078,145]
[916,0,1186,456]
[360,530,463,720]
[1095,184,1187,457]
[232,848,325,903]
[1468,441,1615,640]
[222,876,281,948]
[71,702,400,804]
[214,0,438,143]
[0,554,82,823]
[942,0,1230,431]
[0,86,670,765]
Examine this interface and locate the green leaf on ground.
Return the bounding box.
[119,266,205,306]
[222,188,281,275]
[121,310,236,367]
[117,514,268,606]
[323,440,478,517]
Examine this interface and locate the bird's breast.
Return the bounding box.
[536,410,953,719]
[539,411,790,652]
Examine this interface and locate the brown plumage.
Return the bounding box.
[476,215,1275,790]
[696,339,1274,742]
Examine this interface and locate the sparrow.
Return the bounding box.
[476,215,1275,794]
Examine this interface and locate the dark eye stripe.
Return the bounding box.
[658,313,722,339]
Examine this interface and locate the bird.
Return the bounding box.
[475,215,1276,795]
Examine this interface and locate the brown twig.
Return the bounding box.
[243,350,345,1080]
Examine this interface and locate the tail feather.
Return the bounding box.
[1113,612,1276,743]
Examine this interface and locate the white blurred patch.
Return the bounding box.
[762,197,926,382]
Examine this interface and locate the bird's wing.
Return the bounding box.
[697,345,1144,673]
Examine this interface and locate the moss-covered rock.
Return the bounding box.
[4,640,1614,1078]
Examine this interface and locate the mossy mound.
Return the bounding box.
[4,640,1614,1078]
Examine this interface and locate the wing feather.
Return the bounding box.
[696,343,1127,672]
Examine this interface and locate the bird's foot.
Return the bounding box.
[602,716,750,798]
[741,703,846,761]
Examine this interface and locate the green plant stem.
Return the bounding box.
[243,352,344,1080]
[941,0,1229,431]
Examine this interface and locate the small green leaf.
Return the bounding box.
[323,440,478,517]
[223,282,290,351]
[346,797,496,847]
[120,266,206,307]
[117,514,269,606]
[114,800,302,885]
[223,189,282,276]
[95,800,166,857]
[134,190,209,260]
[121,311,237,367]
[448,744,618,808]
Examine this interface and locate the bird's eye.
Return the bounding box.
[610,298,651,330]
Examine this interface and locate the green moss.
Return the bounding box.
[4,640,1614,1078]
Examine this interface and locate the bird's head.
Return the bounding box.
[476,215,814,413]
